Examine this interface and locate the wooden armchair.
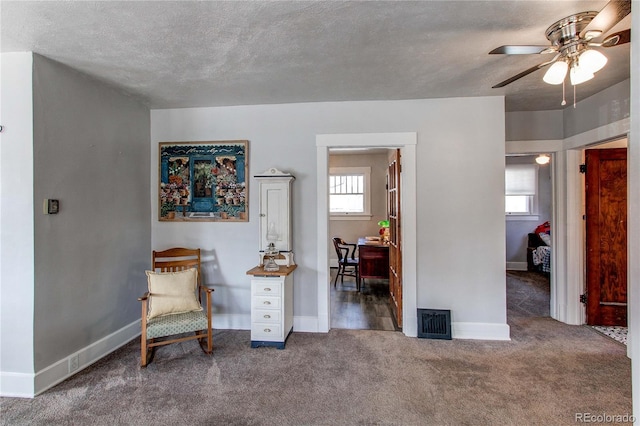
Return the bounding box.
[138,248,214,367]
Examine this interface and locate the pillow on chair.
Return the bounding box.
[146,268,202,320]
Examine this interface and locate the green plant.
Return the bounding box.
[217,202,243,217]
[161,201,176,218]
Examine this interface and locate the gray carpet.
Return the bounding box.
[1,274,632,425]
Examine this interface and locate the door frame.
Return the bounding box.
[564,119,630,326]
[506,118,629,326]
[508,119,630,327]
[316,133,418,336]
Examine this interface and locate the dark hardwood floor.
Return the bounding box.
[331,269,551,332]
[330,269,398,331]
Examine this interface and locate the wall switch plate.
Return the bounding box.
[68,354,79,373]
[43,199,59,214]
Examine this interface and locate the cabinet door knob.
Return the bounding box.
[264,314,271,319]
[263,301,271,305]
[264,328,271,333]
[264,287,271,292]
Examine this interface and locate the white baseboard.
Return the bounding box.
[0,320,141,398]
[506,262,528,271]
[0,372,35,398]
[452,322,511,341]
[403,313,418,337]
[34,320,141,397]
[293,316,320,333]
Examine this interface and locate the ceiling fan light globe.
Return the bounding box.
[579,49,608,74]
[570,64,594,85]
[543,61,568,85]
[535,154,551,165]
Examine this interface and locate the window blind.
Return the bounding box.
[505,164,537,196]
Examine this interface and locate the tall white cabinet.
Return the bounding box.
[247,168,296,349]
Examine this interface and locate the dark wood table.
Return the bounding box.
[357,238,389,286]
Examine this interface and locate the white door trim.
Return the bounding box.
[316,133,418,336]
[505,118,629,326]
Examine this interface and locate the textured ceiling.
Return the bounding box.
[1,1,631,112]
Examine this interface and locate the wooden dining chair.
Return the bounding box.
[332,237,360,291]
[138,247,214,367]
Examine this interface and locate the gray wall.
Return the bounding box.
[563,79,630,138]
[505,155,552,267]
[31,55,151,370]
[506,110,563,141]
[328,152,389,263]
[506,79,630,142]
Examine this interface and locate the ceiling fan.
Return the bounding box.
[490,0,631,89]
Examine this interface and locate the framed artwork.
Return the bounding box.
[159,140,248,222]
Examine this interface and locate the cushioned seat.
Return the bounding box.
[146,310,210,340]
[138,247,213,367]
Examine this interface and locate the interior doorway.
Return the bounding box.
[505,153,553,322]
[316,132,418,337]
[328,147,397,331]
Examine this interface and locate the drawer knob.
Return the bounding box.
[263,301,271,305]
[264,287,271,292]
[264,328,271,333]
[264,314,271,319]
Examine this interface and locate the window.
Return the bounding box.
[329,167,371,218]
[505,164,538,215]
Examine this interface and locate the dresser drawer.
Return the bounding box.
[252,281,282,296]
[251,323,282,340]
[252,309,281,323]
[252,296,281,310]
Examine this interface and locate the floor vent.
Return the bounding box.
[417,309,452,340]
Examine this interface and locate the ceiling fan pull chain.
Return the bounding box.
[573,84,577,108]
[561,79,567,106]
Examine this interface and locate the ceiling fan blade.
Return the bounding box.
[489,45,553,55]
[600,29,631,47]
[580,0,631,39]
[492,61,555,88]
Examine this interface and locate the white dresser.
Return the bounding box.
[248,168,296,348]
[247,265,296,349]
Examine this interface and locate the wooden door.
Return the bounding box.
[585,148,627,326]
[388,150,402,327]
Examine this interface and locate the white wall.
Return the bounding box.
[628,1,639,416]
[152,96,508,338]
[415,97,506,327]
[0,53,36,397]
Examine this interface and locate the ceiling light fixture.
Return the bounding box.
[542,61,569,85]
[535,154,551,165]
[542,48,607,87]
